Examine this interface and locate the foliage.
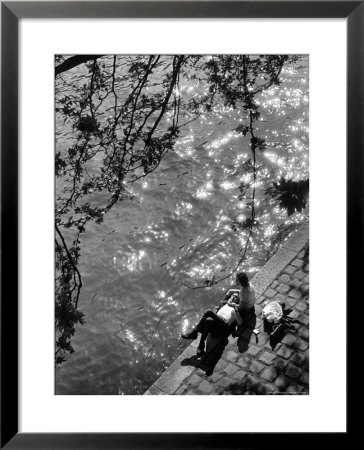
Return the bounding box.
[265,178,309,215]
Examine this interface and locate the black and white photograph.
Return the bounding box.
[55,54,309,396]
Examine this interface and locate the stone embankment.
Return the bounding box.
[144,221,309,395]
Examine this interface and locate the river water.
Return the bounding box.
[55,56,309,394]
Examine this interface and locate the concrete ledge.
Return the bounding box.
[283,221,309,253]
[144,385,168,395]
[144,346,196,395]
[252,247,297,296]
[252,220,309,296]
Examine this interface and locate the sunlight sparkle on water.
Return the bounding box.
[293,139,302,149]
[220,181,236,190]
[166,296,178,307]
[175,201,193,216]
[207,132,237,150]
[56,55,309,394]
[195,181,213,199]
[177,134,195,145]
[188,265,211,278]
[125,329,137,343]
[264,225,276,237]
[182,318,190,334]
[118,249,146,272]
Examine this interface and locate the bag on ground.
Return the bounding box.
[262,301,283,323]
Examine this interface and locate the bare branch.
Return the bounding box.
[55,55,104,77]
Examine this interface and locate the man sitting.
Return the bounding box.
[181,272,256,356]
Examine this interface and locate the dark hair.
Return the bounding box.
[236,272,249,287]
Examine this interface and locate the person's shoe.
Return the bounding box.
[181,329,198,340]
[196,343,205,358]
[231,328,239,337]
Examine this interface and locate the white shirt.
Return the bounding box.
[217,304,236,325]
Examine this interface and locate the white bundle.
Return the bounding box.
[262,301,283,323]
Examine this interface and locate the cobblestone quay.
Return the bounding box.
[144,221,309,395]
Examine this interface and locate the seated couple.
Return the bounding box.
[181,271,256,356]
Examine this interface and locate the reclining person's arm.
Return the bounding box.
[216,289,239,312]
[235,309,243,325]
[229,302,243,325]
[225,289,239,299]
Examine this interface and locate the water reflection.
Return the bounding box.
[55,55,309,395]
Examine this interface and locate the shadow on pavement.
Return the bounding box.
[180,305,301,377]
[236,308,257,353]
[223,376,272,395]
[181,309,258,375]
[180,330,232,376]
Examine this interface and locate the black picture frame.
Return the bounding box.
[1,1,359,448]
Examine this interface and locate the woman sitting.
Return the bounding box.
[181,271,256,356]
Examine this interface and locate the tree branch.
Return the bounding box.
[55,55,104,77]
